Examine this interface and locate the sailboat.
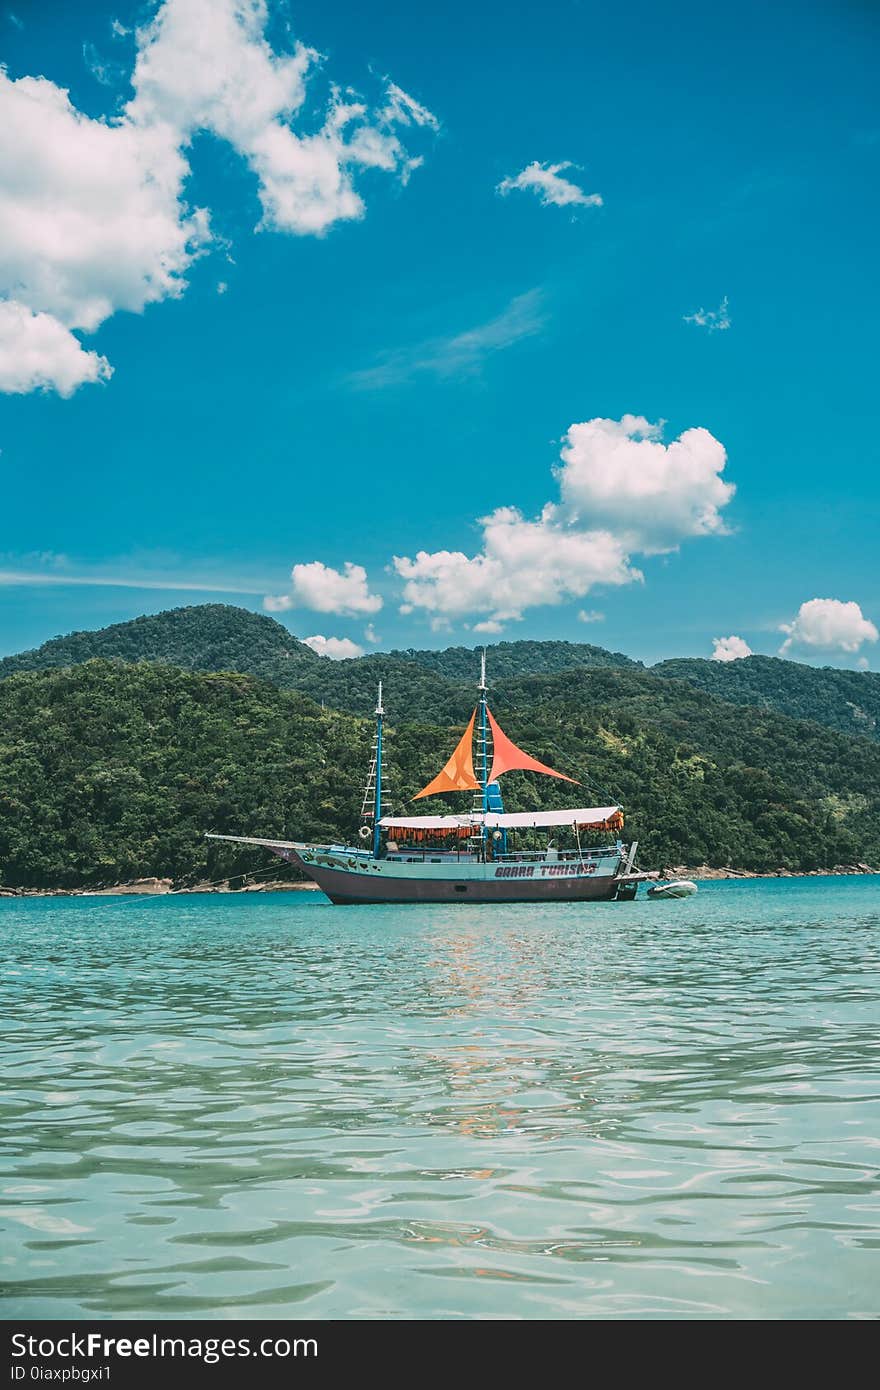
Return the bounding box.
[207,654,655,904]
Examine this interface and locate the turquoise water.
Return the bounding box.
[1,877,879,1321]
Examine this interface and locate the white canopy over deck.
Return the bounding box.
[487,807,621,829]
[379,806,622,832]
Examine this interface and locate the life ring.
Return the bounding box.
[358,825,372,840]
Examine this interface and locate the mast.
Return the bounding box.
[478,650,488,814]
[373,681,384,858]
[360,682,385,856]
[476,649,508,857]
[469,650,489,857]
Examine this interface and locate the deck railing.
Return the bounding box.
[494,847,616,862]
[380,845,621,864]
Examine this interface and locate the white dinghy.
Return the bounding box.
[647,878,698,899]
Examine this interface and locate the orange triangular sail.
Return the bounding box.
[413,711,481,799]
[487,708,579,785]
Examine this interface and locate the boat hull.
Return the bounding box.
[205,835,650,905]
[275,843,628,905]
[305,863,622,905]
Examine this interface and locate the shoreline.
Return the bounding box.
[1,864,878,898]
[0,877,320,898]
[669,863,879,881]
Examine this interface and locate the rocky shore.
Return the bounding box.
[0,877,318,897]
[1,865,878,897]
[668,863,879,880]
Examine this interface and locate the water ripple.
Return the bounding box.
[1,877,879,1319]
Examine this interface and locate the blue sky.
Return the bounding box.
[1,0,878,667]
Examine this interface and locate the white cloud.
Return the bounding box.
[129,0,435,238]
[265,560,382,616]
[857,657,870,671]
[779,599,879,656]
[473,619,504,634]
[348,289,546,389]
[127,0,312,138]
[394,509,640,625]
[684,296,730,332]
[557,414,735,553]
[0,69,207,336]
[712,634,752,662]
[0,300,112,396]
[302,634,364,659]
[0,0,436,396]
[364,622,381,643]
[497,161,602,209]
[392,414,732,628]
[578,609,604,624]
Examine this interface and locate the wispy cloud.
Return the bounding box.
[684,295,731,332]
[0,569,268,595]
[348,289,547,390]
[83,41,125,88]
[497,161,602,210]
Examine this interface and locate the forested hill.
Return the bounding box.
[0,606,638,688]
[0,606,644,721]
[1,659,878,889]
[653,655,880,742]
[0,604,320,683]
[393,639,640,679]
[1,602,878,739]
